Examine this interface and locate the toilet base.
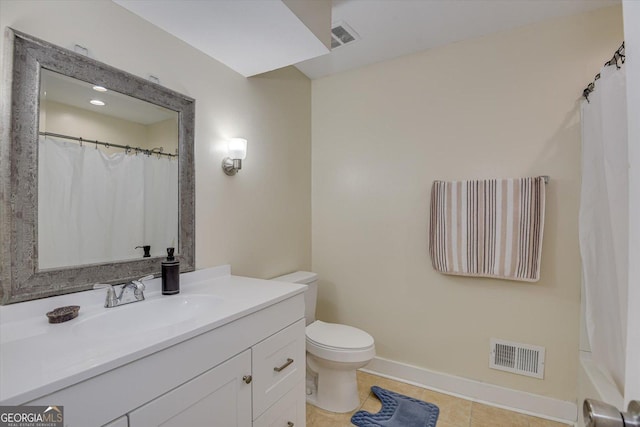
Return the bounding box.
[306,354,365,413]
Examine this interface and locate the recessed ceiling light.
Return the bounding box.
[90,99,105,106]
[92,85,107,92]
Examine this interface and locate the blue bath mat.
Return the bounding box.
[351,386,439,427]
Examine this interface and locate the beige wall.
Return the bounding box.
[147,118,179,154]
[311,6,623,401]
[43,100,179,154]
[42,100,149,155]
[0,0,311,278]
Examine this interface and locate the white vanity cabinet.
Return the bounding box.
[128,350,252,426]
[23,290,306,427]
[128,319,306,427]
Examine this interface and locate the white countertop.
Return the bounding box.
[0,265,306,405]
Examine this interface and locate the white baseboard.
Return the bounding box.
[361,356,577,424]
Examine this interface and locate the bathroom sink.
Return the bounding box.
[72,294,222,340]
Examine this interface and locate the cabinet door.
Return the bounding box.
[253,380,306,427]
[128,350,251,427]
[252,319,306,418]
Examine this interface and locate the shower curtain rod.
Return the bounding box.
[582,41,625,102]
[39,131,178,158]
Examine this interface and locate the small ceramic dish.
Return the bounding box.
[46,305,80,324]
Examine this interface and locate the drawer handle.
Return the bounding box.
[274,358,294,372]
[242,375,252,384]
[287,422,294,427]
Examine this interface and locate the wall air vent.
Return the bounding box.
[489,338,545,379]
[330,21,360,50]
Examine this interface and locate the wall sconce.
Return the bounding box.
[222,138,247,176]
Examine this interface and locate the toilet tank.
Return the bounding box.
[272,271,318,326]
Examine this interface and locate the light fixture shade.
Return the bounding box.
[227,138,247,160]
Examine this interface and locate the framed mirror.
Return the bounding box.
[0,29,195,304]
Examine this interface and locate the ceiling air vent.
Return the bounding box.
[489,338,545,379]
[331,21,359,50]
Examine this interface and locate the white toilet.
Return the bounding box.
[273,271,375,413]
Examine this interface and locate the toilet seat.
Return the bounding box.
[306,320,375,363]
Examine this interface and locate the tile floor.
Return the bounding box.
[306,371,571,427]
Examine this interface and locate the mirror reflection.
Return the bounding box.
[38,69,179,269]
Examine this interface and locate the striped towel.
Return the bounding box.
[429,177,546,282]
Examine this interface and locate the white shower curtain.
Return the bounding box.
[38,137,179,269]
[580,65,628,392]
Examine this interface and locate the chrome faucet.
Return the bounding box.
[94,275,154,308]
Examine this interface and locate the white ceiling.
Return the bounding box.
[114,0,620,80]
[297,0,621,79]
[114,0,330,77]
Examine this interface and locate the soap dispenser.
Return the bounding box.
[162,247,180,295]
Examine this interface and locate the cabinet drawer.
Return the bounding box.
[253,380,305,427]
[252,319,306,418]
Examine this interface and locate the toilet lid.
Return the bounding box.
[306,320,374,350]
